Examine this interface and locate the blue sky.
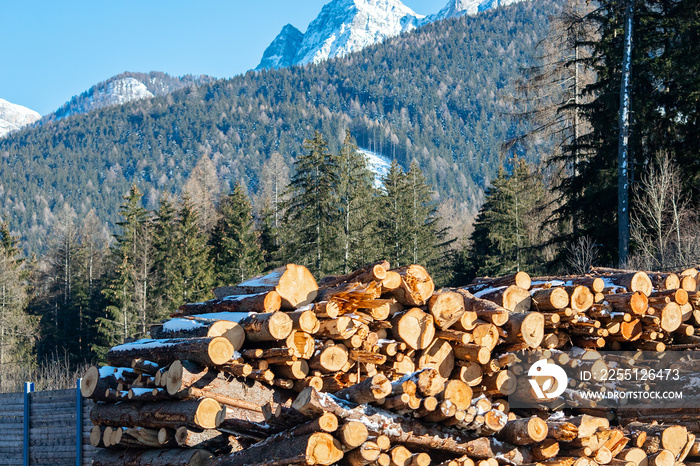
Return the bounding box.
[3,0,448,115]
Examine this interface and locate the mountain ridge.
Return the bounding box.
[0,99,41,139]
[257,0,527,69]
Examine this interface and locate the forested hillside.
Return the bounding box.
[0,0,556,253]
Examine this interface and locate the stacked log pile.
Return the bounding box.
[81,262,700,466]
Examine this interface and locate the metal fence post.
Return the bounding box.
[23,381,34,466]
[76,378,83,466]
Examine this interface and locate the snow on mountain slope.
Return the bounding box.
[55,77,154,120]
[257,0,528,70]
[358,148,392,188]
[430,0,525,20]
[0,99,41,138]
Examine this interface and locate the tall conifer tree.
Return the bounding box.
[282,131,341,276]
[210,184,263,285]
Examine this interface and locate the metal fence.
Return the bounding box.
[0,381,96,465]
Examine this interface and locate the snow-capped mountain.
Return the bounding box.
[257,24,305,70]
[429,0,524,20]
[257,0,424,69]
[257,0,526,70]
[0,99,41,138]
[47,72,214,122]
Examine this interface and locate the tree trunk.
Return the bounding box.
[107,336,234,368]
[90,398,223,429]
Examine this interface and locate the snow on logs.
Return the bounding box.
[85,262,700,465]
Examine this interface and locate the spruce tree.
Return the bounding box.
[174,195,214,304]
[337,130,377,273]
[463,157,547,280]
[151,193,181,321]
[256,200,281,269]
[380,160,411,267]
[210,184,264,285]
[0,222,35,390]
[282,131,341,276]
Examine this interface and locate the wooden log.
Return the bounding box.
[335,374,392,404]
[213,264,318,309]
[90,399,223,429]
[428,290,466,330]
[591,271,653,296]
[346,441,381,464]
[175,291,282,317]
[453,343,490,364]
[309,343,349,373]
[648,450,675,466]
[217,432,343,466]
[501,312,545,348]
[481,370,517,396]
[439,379,473,411]
[287,309,320,334]
[451,289,510,326]
[648,273,681,291]
[417,338,454,379]
[615,448,647,466]
[532,287,570,311]
[604,292,648,315]
[91,448,212,466]
[566,285,595,312]
[339,421,370,449]
[469,272,532,292]
[107,337,233,368]
[131,358,160,375]
[239,311,293,341]
[318,261,390,288]
[174,427,245,453]
[453,361,483,386]
[388,265,435,306]
[478,285,531,312]
[532,439,560,461]
[382,271,403,293]
[498,416,548,445]
[390,308,436,350]
[81,366,137,400]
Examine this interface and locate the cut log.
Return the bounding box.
[218,432,343,466]
[566,285,595,312]
[150,319,246,350]
[605,292,649,315]
[287,309,320,334]
[497,416,548,445]
[390,308,436,350]
[339,421,370,448]
[597,272,654,297]
[439,379,473,411]
[81,366,136,400]
[90,398,223,429]
[470,272,532,292]
[239,311,294,341]
[417,338,455,379]
[107,337,234,368]
[91,448,212,466]
[454,289,510,327]
[532,439,560,461]
[175,292,282,317]
[478,285,531,312]
[452,343,491,364]
[388,265,435,306]
[174,427,246,453]
[213,264,318,309]
[648,273,681,291]
[532,287,570,311]
[502,312,545,348]
[309,343,349,373]
[428,290,466,330]
[335,374,392,404]
[624,423,688,457]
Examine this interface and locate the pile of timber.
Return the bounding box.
[81,262,700,465]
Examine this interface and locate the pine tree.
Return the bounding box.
[174,196,214,304]
[282,131,341,276]
[337,130,377,273]
[210,184,264,285]
[256,200,281,269]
